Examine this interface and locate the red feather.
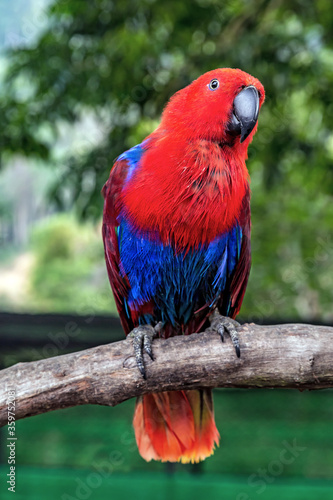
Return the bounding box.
[102,68,265,463]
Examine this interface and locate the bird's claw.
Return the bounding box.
[128,322,163,379]
[206,310,241,358]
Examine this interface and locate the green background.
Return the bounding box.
[0,0,333,498]
[1,390,333,499]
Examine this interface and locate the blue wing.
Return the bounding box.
[118,217,242,329]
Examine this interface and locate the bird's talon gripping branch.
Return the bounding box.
[128,324,161,379]
[207,310,241,358]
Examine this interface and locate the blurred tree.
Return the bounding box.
[1,0,333,320]
[30,215,113,313]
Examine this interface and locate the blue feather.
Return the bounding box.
[118,216,241,326]
[118,140,149,181]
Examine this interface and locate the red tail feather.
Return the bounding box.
[133,389,220,463]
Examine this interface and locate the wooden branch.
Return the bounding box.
[0,323,332,426]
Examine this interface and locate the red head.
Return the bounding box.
[161,68,265,147]
[122,68,265,247]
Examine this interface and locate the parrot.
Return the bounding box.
[102,68,265,463]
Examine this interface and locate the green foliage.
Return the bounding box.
[30,215,116,314]
[32,216,74,263]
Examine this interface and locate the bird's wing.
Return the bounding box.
[102,143,147,335]
[217,188,251,319]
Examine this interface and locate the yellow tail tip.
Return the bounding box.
[133,389,220,463]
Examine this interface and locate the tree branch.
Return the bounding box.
[1,323,332,426]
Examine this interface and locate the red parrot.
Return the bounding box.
[102,68,265,463]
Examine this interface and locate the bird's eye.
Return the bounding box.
[209,79,220,91]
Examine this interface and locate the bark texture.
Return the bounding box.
[0,323,332,426]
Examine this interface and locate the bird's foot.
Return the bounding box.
[206,310,241,358]
[128,322,163,379]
